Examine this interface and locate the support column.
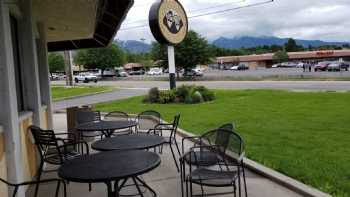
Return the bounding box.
[0,2,26,196]
[37,23,53,129]
[167,45,176,89]
[18,0,42,126]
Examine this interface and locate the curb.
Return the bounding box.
[174,126,331,197]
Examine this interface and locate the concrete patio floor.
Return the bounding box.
[29,113,302,197]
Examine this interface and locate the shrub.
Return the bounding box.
[191,91,204,104]
[176,85,191,102]
[144,85,215,104]
[146,87,160,103]
[159,90,176,104]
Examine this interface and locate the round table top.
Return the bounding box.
[58,150,161,183]
[92,134,166,151]
[76,120,137,132]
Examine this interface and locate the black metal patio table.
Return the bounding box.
[91,134,165,151]
[76,120,137,138]
[58,150,161,197]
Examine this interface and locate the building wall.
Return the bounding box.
[19,116,37,181]
[0,128,9,197]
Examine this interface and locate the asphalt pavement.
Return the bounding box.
[53,80,350,91]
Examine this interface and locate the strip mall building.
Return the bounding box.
[216,50,350,69]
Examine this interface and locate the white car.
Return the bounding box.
[147,68,163,75]
[74,73,98,83]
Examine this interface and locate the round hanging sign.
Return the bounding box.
[149,0,188,45]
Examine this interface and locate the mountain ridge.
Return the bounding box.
[115,36,349,53]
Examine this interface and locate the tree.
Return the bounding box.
[48,52,65,74]
[151,30,213,76]
[273,50,289,63]
[284,38,304,52]
[74,44,126,76]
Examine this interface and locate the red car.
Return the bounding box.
[314,62,331,72]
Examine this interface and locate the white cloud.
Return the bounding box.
[116,0,350,43]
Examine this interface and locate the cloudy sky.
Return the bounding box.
[116,0,350,43]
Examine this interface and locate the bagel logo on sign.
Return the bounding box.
[149,0,188,45]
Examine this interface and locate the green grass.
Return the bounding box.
[95,89,350,196]
[51,86,115,101]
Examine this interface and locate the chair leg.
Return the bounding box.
[34,162,44,197]
[55,180,61,197]
[89,183,92,192]
[174,138,181,157]
[169,144,180,172]
[63,180,67,197]
[238,166,242,197]
[180,161,184,197]
[241,161,248,197]
[185,180,189,197]
[190,181,193,197]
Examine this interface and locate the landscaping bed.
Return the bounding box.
[95,89,350,197]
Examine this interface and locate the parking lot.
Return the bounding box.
[120,67,350,80]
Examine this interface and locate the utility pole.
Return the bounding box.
[167,45,176,89]
[64,51,73,86]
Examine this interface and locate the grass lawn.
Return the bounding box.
[51,86,115,101]
[95,89,350,196]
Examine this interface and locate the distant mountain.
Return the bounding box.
[115,40,151,53]
[212,36,349,49]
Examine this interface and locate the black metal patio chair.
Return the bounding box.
[148,114,181,172]
[104,111,133,136]
[29,125,89,197]
[0,178,66,197]
[75,110,104,139]
[183,128,247,197]
[135,110,161,134]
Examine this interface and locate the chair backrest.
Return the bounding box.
[104,111,129,121]
[75,111,101,125]
[218,123,234,131]
[136,110,161,131]
[29,126,62,163]
[202,128,243,157]
[170,114,181,139]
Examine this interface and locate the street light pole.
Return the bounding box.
[167,45,176,89]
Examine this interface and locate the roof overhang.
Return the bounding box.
[32,0,134,52]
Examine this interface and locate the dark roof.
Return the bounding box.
[48,0,133,52]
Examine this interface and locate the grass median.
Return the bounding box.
[95,89,350,196]
[52,86,116,101]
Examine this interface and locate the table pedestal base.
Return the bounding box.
[106,177,157,197]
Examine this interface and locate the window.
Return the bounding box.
[10,15,25,111]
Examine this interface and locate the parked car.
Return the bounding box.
[183,68,203,77]
[296,62,304,68]
[280,62,297,68]
[147,68,163,75]
[128,70,145,75]
[116,70,128,77]
[74,73,98,83]
[271,63,281,68]
[230,64,249,71]
[315,61,331,72]
[340,62,349,71]
[327,63,341,71]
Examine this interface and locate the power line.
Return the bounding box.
[189,0,273,19]
[120,0,274,31]
[124,0,245,26]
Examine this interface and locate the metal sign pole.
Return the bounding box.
[167,45,176,89]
